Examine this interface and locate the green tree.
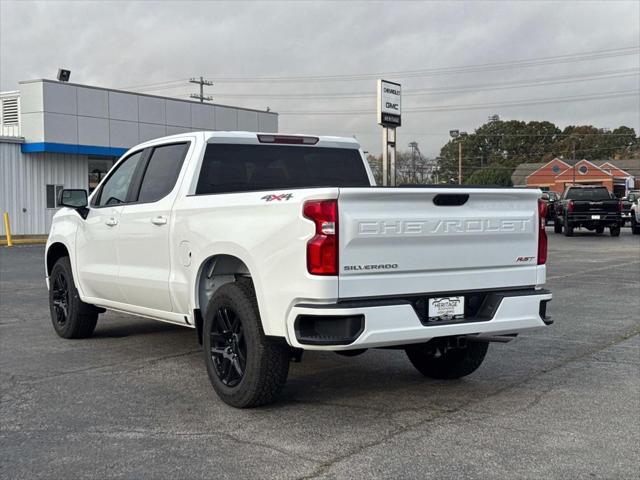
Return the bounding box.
[464,167,513,186]
[437,119,638,182]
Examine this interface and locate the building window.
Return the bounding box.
[551,165,561,174]
[46,185,63,209]
[578,165,588,175]
[88,157,116,192]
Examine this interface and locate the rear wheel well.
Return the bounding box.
[47,243,70,276]
[194,254,252,344]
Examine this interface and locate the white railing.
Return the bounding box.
[1,123,21,137]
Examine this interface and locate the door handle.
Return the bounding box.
[151,216,167,226]
[105,217,118,227]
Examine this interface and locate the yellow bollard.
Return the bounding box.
[3,212,13,247]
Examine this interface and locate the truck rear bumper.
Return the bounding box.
[286,289,552,350]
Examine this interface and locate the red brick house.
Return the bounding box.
[524,158,571,192]
[551,160,614,194]
[519,158,639,196]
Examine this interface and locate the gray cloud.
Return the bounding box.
[1,0,638,156]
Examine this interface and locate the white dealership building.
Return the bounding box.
[0,79,278,235]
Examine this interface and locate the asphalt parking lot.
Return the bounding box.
[1,228,639,479]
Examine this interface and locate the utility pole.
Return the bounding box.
[409,141,418,184]
[572,141,576,185]
[458,141,463,185]
[450,130,467,185]
[189,76,213,103]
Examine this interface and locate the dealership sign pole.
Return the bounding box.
[377,79,401,186]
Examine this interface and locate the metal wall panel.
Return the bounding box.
[258,112,278,133]
[43,112,78,144]
[166,99,191,127]
[1,142,88,235]
[78,116,109,146]
[18,81,43,114]
[139,123,167,142]
[109,91,139,122]
[214,106,238,130]
[138,95,166,124]
[19,112,45,142]
[237,110,259,132]
[191,103,214,129]
[110,120,139,147]
[17,80,278,149]
[77,87,108,117]
[166,126,190,135]
[42,81,77,115]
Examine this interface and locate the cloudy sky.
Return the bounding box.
[1,0,639,156]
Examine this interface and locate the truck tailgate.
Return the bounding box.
[337,187,542,299]
[572,200,619,214]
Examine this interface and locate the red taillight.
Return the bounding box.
[567,200,574,213]
[618,201,623,213]
[538,198,548,265]
[303,200,338,275]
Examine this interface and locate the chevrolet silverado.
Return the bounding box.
[46,132,552,407]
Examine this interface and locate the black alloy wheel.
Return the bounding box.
[209,306,247,387]
[51,270,70,328]
[48,256,99,339]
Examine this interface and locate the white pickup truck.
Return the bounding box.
[46,131,552,407]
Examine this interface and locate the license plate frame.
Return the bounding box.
[428,296,465,320]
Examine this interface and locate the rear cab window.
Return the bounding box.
[195,144,370,195]
[565,187,612,201]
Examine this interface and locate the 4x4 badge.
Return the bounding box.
[261,193,293,202]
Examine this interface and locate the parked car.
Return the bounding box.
[554,185,623,237]
[622,190,640,227]
[629,191,640,234]
[45,132,552,408]
[541,191,559,225]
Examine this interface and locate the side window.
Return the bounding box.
[95,151,144,207]
[137,143,188,203]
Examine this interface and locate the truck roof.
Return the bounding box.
[203,131,361,149]
[132,131,362,151]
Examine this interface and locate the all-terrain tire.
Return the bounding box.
[631,215,640,235]
[563,218,574,237]
[595,226,605,234]
[203,278,290,408]
[405,339,489,379]
[48,256,99,339]
[610,225,621,237]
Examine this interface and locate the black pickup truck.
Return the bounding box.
[554,186,622,237]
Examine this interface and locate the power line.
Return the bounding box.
[202,46,639,83]
[118,79,188,91]
[188,69,638,100]
[117,45,639,91]
[277,90,640,115]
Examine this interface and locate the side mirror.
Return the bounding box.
[58,189,88,208]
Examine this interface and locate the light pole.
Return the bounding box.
[450,130,467,185]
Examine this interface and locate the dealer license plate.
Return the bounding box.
[591,215,600,219]
[428,296,465,320]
